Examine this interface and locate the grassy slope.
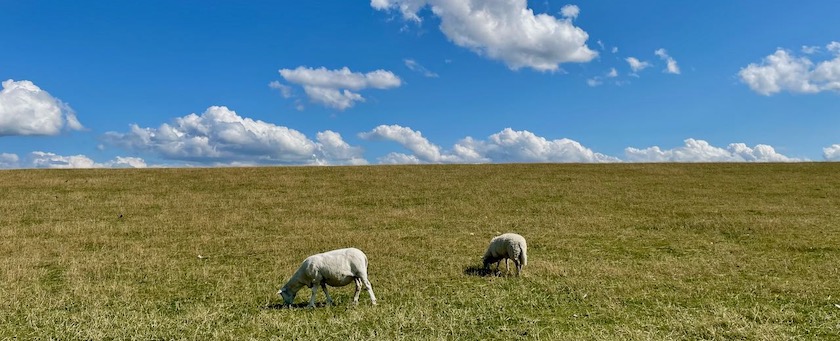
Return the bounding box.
[0,164,838,340]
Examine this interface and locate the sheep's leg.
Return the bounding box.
[362,277,377,305]
[321,282,334,306]
[308,284,319,308]
[352,278,362,305]
[505,259,510,274]
[513,260,521,277]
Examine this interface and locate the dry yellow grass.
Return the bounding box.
[1,164,839,339]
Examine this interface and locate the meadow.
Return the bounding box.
[0,163,838,340]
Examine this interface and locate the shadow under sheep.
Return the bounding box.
[463,264,498,277]
[264,300,365,310]
[263,302,320,310]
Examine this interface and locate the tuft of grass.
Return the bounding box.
[1,164,839,339]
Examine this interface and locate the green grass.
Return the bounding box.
[1,163,839,340]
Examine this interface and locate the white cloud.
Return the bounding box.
[459,128,619,163]
[0,153,19,168]
[654,48,680,74]
[360,125,618,164]
[110,156,148,168]
[828,41,840,54]
[587,68,618,87]
[315,131,368,165]
[280,66,401,90]
[371,0,425,22]
[0,79,83,136]
[0,151,147,169]
[404,59,439,78]
[739,50,818,95]
[560,4,579,20]
[823,145,840,161]
[302,87,364,111]
[739,43,840,95]
[268,81,294,98]
[802,45,821,54]
[625,139,802,162]
[378,152,424,164]
[372,0,597,72]
[359,124,455,163]
[103,106,366,165]
[278,66,401,110]
[29,152,98,168]
[586,68,620,87]
[25,152,148,169]
[626,57,651,74]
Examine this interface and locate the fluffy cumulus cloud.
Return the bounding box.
[560,4,579,20]
[277,66,401,110]
[625,139,802,162]
[23,152,147,169]
[739,42,840,95]
[457,128,619,163]
[0,151,146,169]
[0,153,19,168]
[360,125,618,164]
[372,0,597,71]
[0,79,83,136]
[314,131,367,165]
[823,145,840,161]
[654,48,680,74]
[359,125,458,163]
[103,106,366,165]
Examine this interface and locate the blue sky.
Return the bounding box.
[1,1,839,168]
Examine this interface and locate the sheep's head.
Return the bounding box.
[482,255,495,268]
[278,288,295,305]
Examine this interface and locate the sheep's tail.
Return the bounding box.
[518,243,528,267]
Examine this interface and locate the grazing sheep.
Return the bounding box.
[483,233,528,276]
[277,248,377,307]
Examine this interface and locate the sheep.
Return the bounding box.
[277,247,377,307]
[483,233,528,276]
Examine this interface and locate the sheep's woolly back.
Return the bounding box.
[483,233,527,265]
[278,247,377,306]
[283,248,369,290]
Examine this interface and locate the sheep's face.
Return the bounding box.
[278,288,295,305]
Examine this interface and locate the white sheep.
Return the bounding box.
[483,233,528,276]
[277,247,377,307]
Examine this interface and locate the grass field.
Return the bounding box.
[1,163,839,340]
